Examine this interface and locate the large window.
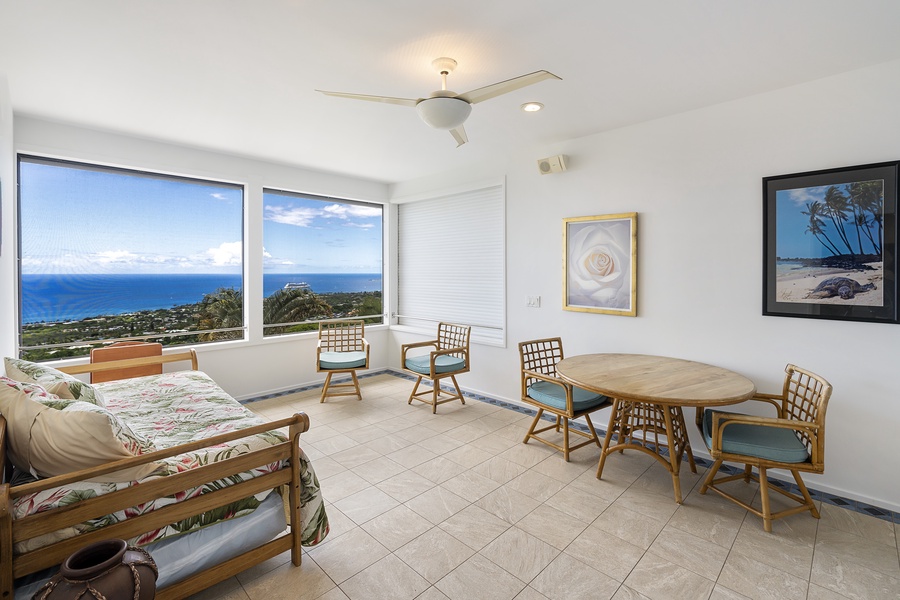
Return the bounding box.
[262,189,383,336]
[17,156,244,360]
[397,182,505,345]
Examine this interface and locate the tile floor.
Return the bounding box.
[188,373,900,600]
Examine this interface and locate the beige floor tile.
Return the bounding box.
[434,553,526,600]
[666,494,746,548]
[818,503,897,547]
[648,526,727,581]
[186,577,249,600]
[591,503,667,550]
[330,441,386,468]
[567,467,630,503]
[624,553,716,600]
[306,527,390,584]
[416,434,466,455]
[344,423,391,444]
[320,470,373,503]
[564,525,645,582]
[529,453,593,484]
[530,553,620,600]
[340,554,430,600]
[394,527,475,583]
[708,586,751,599]
[804,584,852,600]
[471,456,529,485]
[443,443,495,468]
[499,443,557,469]
[353,455,407,484]
[411,456,469,484]
[516,504,589,550]
[235,549,291,585]
[504,470,567,503]
[811,546,900,600]
[468,432,520,455]
[440,468,502,502]
[438,504,512,550]
[513,587,552,600]
[404,485,471,524]
[317,587,350,600]
[717,551,808,600]
[241,559,338,600]
[386,444,439,469]
[480,526,560,582]
[316,504,356,544]
[363,434,413,455]
[360,504,435,551]
[729,523,814,580]
[476,486,542,525]
[334,486,400,525]
[415,587,451,600]
[310,434,360,456]
[543,483,611,524]
[375,470,437,503]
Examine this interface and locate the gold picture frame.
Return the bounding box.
[563,212,637,316]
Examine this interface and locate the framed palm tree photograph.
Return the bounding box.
[763,161,898,323]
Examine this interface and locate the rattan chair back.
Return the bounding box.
[319,319,366,352]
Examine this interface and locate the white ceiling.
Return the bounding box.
[3,1,900,184]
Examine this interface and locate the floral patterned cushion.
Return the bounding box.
[0,376,157,482]
[4,357,105,407]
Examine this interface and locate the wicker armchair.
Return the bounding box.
[316,320,370,402]
[699,364,833,532]
[519,338,611,461]
[401,322,471,413]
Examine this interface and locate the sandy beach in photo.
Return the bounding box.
[776,261,883,306]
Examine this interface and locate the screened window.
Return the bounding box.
[17,156,245,361]
[262,189,383,336]
[397,182,505,345]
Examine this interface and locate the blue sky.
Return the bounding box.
[775,183,882,259]
[263,191,382,273]
[19,159,383,274]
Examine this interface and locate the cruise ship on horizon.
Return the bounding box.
[283,282,311,290]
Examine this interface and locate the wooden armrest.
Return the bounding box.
[522,369,566,386]
[58,349,198,375]
[401,340,438,351]
[709,411,819,451]
[432,346,467,358]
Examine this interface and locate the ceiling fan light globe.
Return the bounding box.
[416,97,472,130]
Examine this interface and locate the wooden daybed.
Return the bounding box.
[0,350,326,599]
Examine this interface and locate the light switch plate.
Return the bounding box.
[526,296,541,308]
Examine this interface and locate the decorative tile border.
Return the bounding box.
[244,369,900,525]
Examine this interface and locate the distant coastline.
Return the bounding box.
[21,273,382,324]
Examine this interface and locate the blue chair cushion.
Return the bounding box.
[405,354,466,375]
[702,409,810,464]
[319,351,367,370]
[526,380,607,412]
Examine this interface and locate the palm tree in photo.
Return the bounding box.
[802,201,842,256]
[822,185,854,255]
[847,180,884,255]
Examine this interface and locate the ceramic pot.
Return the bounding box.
[32,538,158,600]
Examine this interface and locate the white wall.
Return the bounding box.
[0,75,15,360]
[392,59,900,511]
[6,117,391,399]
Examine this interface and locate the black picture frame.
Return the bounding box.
[763,161,898,324]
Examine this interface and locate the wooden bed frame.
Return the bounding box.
[0,350,309,599]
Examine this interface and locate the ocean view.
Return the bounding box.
[21,273,383,324]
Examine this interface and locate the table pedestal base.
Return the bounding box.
[597,398,697,503]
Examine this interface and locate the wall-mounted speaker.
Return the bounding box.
[537,154,567,175]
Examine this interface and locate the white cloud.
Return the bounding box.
[322,203,381,219]
[203,241,243,266]
[265,205,319,227]
[344,222,375,229]
[785,185,830,206]
[210,193,228,200]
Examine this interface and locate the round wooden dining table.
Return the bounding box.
[556,353,757,503]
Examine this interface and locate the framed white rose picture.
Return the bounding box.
[563,212,637,316]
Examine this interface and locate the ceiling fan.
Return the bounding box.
[316,57,561,146]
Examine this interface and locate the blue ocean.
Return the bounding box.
[21,273,382,324]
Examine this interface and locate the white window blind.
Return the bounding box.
[397,183,505,345]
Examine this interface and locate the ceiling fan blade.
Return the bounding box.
[450,125,468,147]
[316,90,419,107]
[456,70,561,104]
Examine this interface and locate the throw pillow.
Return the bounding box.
[4,357,105,407]
[0,376,157,482]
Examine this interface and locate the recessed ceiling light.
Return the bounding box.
[521,102,544,112]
